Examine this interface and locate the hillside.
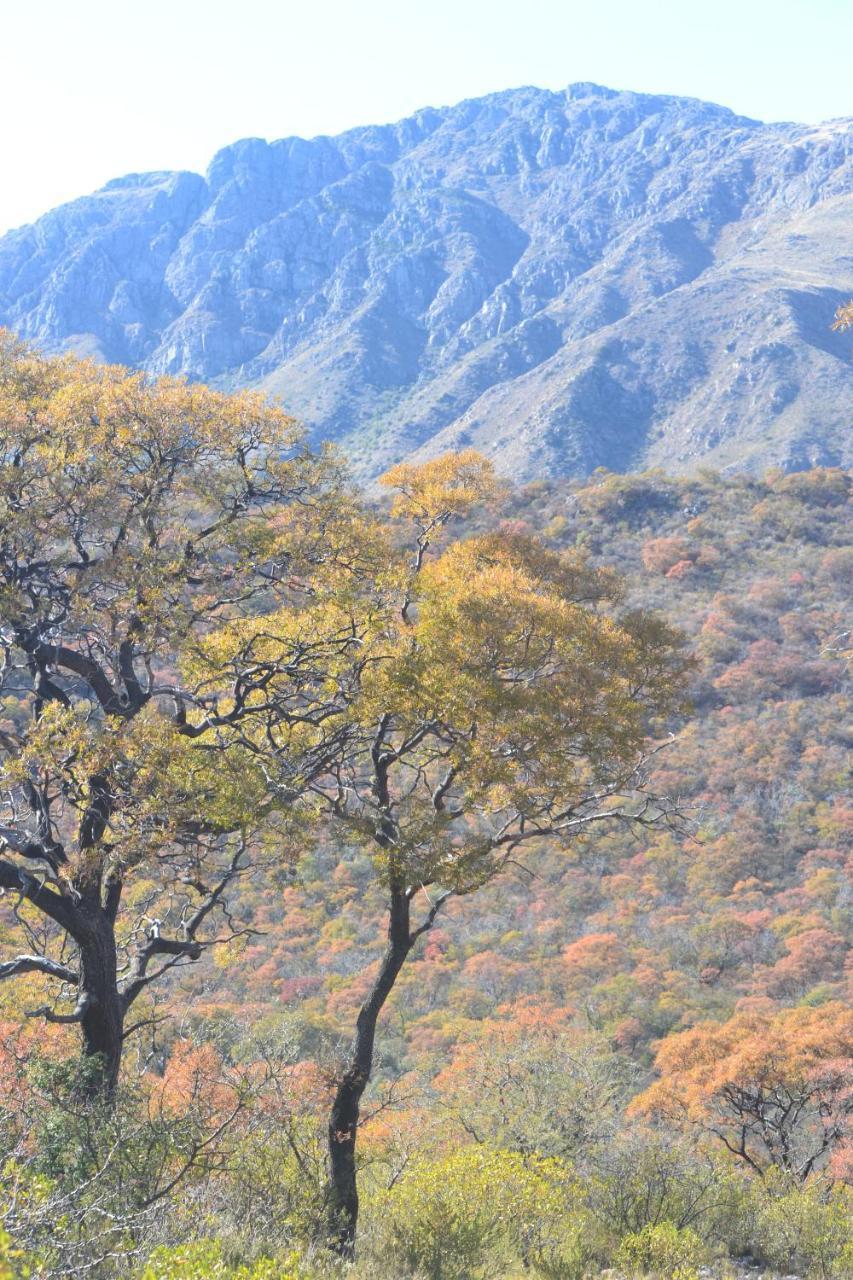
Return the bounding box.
[0,331,849,1274]
[137,464,850,1278]
[1,84,851,479]
[178,466,851,1065]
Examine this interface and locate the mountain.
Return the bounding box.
[0,84,851,479]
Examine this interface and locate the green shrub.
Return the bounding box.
[363,1146,588,1280]
[749,1176,853,1280]
[615,1221,706,1278]
[0,1228,30,1280]
[587,1128,743,1241]
[141,1240,308,1279]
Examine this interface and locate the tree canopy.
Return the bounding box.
[191,447,692,1249]
[0,332,346,1089]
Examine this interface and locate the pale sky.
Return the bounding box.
[2,0,850,234]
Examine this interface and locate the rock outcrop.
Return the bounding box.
[1,84,850,479]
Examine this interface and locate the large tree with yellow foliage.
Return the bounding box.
[0,333,350,1093]
[198,449,693,1252]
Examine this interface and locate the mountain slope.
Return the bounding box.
[1,84,851,479]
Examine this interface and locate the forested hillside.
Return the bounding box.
[0,334,848,1280]
[168,465,852,1062]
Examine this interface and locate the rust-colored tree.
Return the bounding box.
[633,1003,853,1181]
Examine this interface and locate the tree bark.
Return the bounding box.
[65,775,125,1098]
[326,885,412,1257]
[77,910,124,1098]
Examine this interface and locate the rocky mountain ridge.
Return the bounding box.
[1,83,850,479]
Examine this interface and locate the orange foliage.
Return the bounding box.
[561,932,627,985]
[633,1003,853,1180]
[642,536,692,574]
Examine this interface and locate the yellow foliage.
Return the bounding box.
[380,448,500,523]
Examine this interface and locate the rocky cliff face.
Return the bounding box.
[1,84,850,479]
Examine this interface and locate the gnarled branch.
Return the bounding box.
[0,954,78,984]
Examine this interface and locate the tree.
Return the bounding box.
[633,1003,853,1181]
[832,301,853,331]
[321,455,690,1251]
[0,333,347,1093]
[433,1010,637,1162]
[199,450,692,1253]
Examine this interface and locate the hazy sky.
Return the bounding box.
[2,0,850,233]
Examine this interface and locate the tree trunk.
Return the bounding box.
[326,885,412,1257]
[77,912,124,1098]
[74,775,124,1098]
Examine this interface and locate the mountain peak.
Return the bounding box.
[0,83,850,479]
[565,80,620,99]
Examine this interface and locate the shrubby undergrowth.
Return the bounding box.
[1,1036,850,1279]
